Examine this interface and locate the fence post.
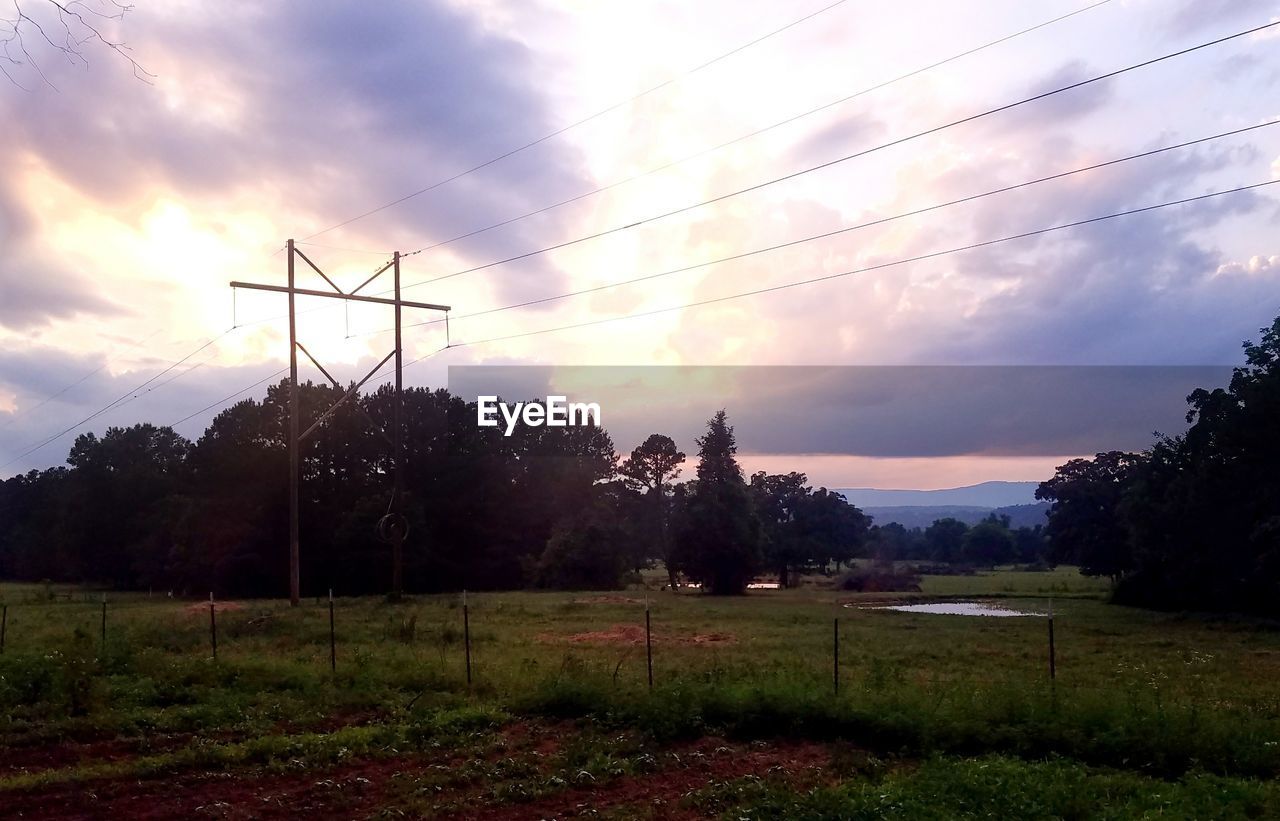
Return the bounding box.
[209,592,218,661]
[328,588,336,672]
[463,589,472,688]
[100,593,107,649]
[1047,597,1056,680]
[1,603,7,654]
[833,616,840,696]
[645,598,654,690]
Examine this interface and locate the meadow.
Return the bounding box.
[1,568,1278,818]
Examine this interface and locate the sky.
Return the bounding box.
[1,0,1278,487]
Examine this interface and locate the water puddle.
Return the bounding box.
[853,600,1041,617]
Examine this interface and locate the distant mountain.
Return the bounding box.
[835,481,1039,508]
[862,502,1050,530]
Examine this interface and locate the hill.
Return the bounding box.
[862,502,1050,529]
[835,481,1039,508]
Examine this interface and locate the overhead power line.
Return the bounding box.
[444,180,1278,348]
[244,0,1118,331]
[166,178,1279,430]
[300,0,853,241]
[169,366,290,429]
[353,121,1272,337]
[398,0,1114,261]
[399,19,1280,291]
[0,330,234,471]
[0,328,164,431]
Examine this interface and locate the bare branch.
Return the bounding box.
[1,0,151,89]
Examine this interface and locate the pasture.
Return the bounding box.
[1,569,1278,818]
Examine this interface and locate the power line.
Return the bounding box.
[165,175,1278,433]
[0,328,164,431]
[250,1,1120,326]
[169,366,290,429]
[352,121,1272,336]
[300,0,853,241]
[1,330,234,470]
[131,179,1278,443]
[443,180,1278,348]
[400,19,1280,290]
[399,0,1114,261]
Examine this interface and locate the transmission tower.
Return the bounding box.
[231,239,450,605]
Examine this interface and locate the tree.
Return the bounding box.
[1114,316,1280,613]
[61,424,190,588]
[1013,525,1049,565]
[869,522,937,562]
[532,500,631,591]
[923,518,968,564]
[619,434,685,587]
[749,471,809,587]
[672,411,761,595]
[962,515,1016,567]
[1036,451,1144,580]
[799,487,869,570]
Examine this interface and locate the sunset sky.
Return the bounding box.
[1,0,1277,487]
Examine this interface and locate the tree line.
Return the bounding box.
[864,515,1049,569]
[0,388,869,596]
[1036,316,1280,616]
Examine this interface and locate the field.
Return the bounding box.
[1,569,1279,818]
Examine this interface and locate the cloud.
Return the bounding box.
[1165,0,1276,36]
[0,0,592,306]
[0,185,121,330]
[645,108,1280,368]
[1216,254,1280,276]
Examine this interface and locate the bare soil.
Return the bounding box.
[1,724,832,819]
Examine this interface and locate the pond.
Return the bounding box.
[854,600,1042,617]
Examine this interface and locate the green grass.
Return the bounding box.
[686,755,1280,819]
[1,570,1278,814]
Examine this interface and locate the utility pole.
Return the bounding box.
[232,241,450,606]
[287,240,300,607]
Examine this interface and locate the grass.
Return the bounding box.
[686,755,1280,819]
[1,570,1278,816]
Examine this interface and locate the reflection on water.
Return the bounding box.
[855,600,1041,617]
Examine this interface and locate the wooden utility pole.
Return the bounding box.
[232,241,450,606]
[288,240,300,606]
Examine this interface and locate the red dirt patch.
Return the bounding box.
[542,623,736,646]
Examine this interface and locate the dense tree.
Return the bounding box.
[962,515,1016,567]
[672,411,761,595]
[867,522,914,562]
[923,518,968,564]
[62,424,191,588]
[1012,525,1050,566]
[749,471,810,587]
[532,486,634,590]
[1036,451,1144,581]
[0,383,623,597]
[1112,317,1280,613]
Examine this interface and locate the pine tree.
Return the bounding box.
[673,411,761,594]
